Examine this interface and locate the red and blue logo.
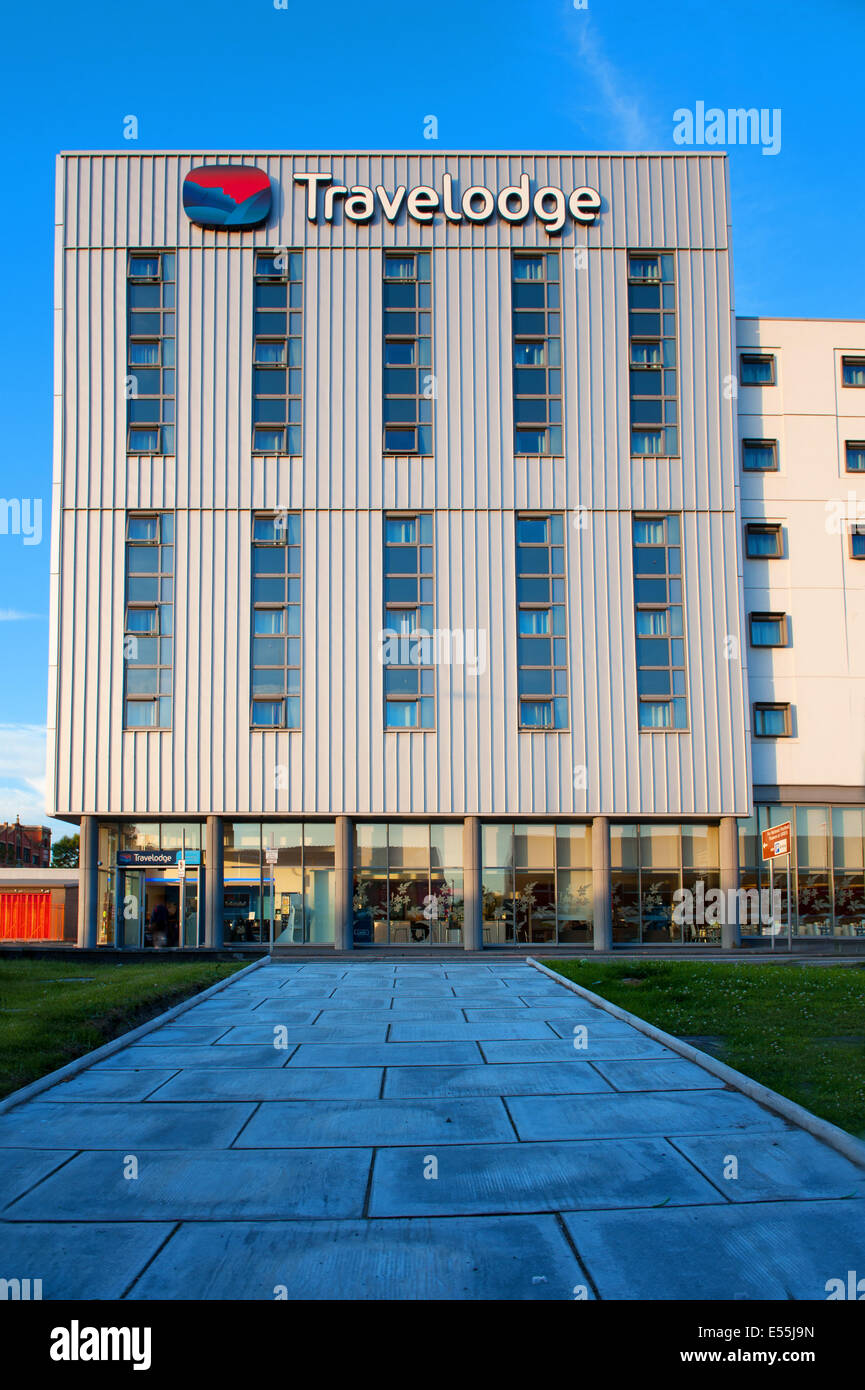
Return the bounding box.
[182,164,271,229]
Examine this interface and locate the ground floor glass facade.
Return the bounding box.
[69,807,865,949]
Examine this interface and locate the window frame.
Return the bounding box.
[742,438,779,472]
[749,611,788,648]
[745,522,784,559]
[841,356,865,388]
[739,352,776,386]
[382,251,433,457]
[632,513,688,731]
[126,250,175,457]
[382,512,435,729]
[753,702,792,738]
[251,251,304,456]
[516,512,568,730]
[249,512,302,729]
[123,512,174,729]
[511,252,563,459]
[849,524,865,560]
[844,441,865,474]
[627,251,679,459]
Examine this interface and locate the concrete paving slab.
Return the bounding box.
[668,1130,865,1200]
[591,1058,728,1091]
[383,1062,614,1098]
[145,1067,384,1102]
[369,1137,724,1216]
[0,1102,255,1151]
[0,1222,177,1300]
[287,1042,483,1067]
[90,1044,293,1069]
[507,1090,789,1141]
[136,1025,235,1044]
[213,1025,388,1045]
[0,1149,76,1208]
[388,1020,558,1041]
[561,1202,865,1300]
[6,1148,372,1221]
[479,1039,661,1064]
[40,1069,179,1102]
[236,1098,515,1147]
[126,1215,591,1300]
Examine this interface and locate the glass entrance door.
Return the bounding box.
[116,869,144,947]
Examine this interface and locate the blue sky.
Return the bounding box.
[0,0,862,836]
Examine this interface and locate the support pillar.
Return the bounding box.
[334,815,354,951]
[720,816,741,950]
[77,815,99,949]
[463,816,482,951]
[204,815,224,949]
[592,816,612,952]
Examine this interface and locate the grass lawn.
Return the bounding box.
[547,960,865,1139]
[0,958,249,1098]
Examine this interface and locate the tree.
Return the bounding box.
[51,835,79,867]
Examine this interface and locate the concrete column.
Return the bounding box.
[592,816,612,952]
[720,816,741,950]
[463,816,482,951]
[77,816,99,949]
[204,815,224,949]
[334,815,354,951]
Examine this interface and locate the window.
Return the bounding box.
[250,513,301,727]
[850,525,865,559]
[754,703,791,737]
[745,523,783,558]
[611,822,720,945]
[516,514,567,729]
[845,442,865,473]
[633,515,687,729]
[750,612,787,647]
[742,439,778,471]
[628,252,678,457]
[511,253,562,456]
[382,514,434,728]
[126,252,175,454]
[252,251,303,454]
[124,513,174,727]
[740,353,776,385]
[842,357,865,388]
[382,252,432,454]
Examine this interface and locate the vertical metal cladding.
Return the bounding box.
[50,151,749,819]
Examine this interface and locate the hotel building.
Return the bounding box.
[45,150,865,950]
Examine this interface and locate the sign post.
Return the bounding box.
[761,822,792,953]
[178,828,186,951]
[265,841,278,949]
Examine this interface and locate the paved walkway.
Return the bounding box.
[2,961,864,1300]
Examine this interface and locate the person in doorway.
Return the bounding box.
[150,901,169,948]
[166,900,180,948]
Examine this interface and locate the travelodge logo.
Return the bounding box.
[182,165,272,228]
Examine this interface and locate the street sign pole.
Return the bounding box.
[770,856,775,952]
[787,853,792,953]
[179,828,186,951]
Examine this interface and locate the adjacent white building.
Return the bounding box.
[42,149,865,951]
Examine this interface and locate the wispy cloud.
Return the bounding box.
[0,610,43,621]
[567,17,652,149]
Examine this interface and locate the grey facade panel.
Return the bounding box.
[50,151,749,820]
